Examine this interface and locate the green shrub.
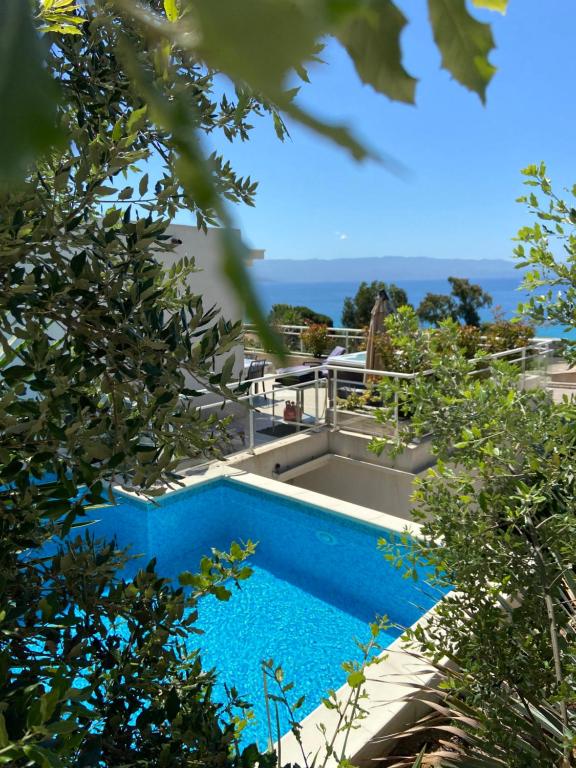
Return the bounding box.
[457,324,482,358]
[268,303,333,327]
[482,320,535,354]
[301,323,330,357]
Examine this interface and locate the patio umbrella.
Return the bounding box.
[365,289,394,374]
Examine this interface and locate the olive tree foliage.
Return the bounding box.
[4,0,510,344]
[369,326,576,767]
[515,163,576,363]
[366,174,576,766]
[0,4,282,766]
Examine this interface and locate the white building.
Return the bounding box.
[158,224,264,381]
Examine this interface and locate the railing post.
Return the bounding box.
[248,392,255,453]
[394,377,399,440]
[314,367,319,424]
[521,346,526,389]
[332,368,338,430]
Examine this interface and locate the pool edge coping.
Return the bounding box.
[275,601,449,767]
[113,465,423,539]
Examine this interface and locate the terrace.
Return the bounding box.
[181,329,559,466]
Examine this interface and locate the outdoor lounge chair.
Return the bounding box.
[274,346,346,387]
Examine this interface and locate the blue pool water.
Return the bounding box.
[85,478,444,746]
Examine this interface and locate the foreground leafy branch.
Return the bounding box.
[0,5,282,763]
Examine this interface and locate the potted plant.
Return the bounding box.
[301,323,329,357]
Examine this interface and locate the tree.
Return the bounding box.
[448,276,493,326]
[0,5,280,765]
[515,162,576,363]
[369,321,576,767]
[417,277,492,327]
[414,293,458,326]
[366,169,576,767]
[268,304,333,327]
[342,281,410,327]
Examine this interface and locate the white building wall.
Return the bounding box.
[158,224,264,387]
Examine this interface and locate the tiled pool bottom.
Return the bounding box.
[88,478,442,747]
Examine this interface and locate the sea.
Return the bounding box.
[254,277,575,339]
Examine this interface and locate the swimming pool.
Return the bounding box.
[327,350,366,367]
[88,477,442,747]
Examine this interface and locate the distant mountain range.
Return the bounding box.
[251,256,519,284]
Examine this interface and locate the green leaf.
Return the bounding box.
[118,186,134,201]
[179,571,201,587]
[192,0,323,96]
[166,687,180,720]
[471,0,508,11]
[0,0,62,179]
[22,744,64,768]
[93,186,117,197]
[336,0,417,104]
[102,207,122,228]
[346,670,366,688]
[164,0,179,22]
[43,719,77,736]
[42,23,82,35]
[220,354,235,386]
[428,0,497,103]
[0,714,8,748]
[111,117,124,141]
[213,585,231,601]
[279,98,376,164]
[126,105,148,134]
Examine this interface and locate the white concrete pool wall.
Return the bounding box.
[221,427,435,520]
[116,464,421,537]
[114,464,446,766]
[225,426,435,475]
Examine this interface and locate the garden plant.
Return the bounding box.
[368,167,576,767]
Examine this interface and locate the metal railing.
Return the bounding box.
[326,337,558,438]
[179,338,559,468]
[243,322,365,354]
[180,366,327,458]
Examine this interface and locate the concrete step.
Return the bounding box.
[549,380,576,389]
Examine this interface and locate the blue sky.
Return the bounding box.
[178,1,576,262]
